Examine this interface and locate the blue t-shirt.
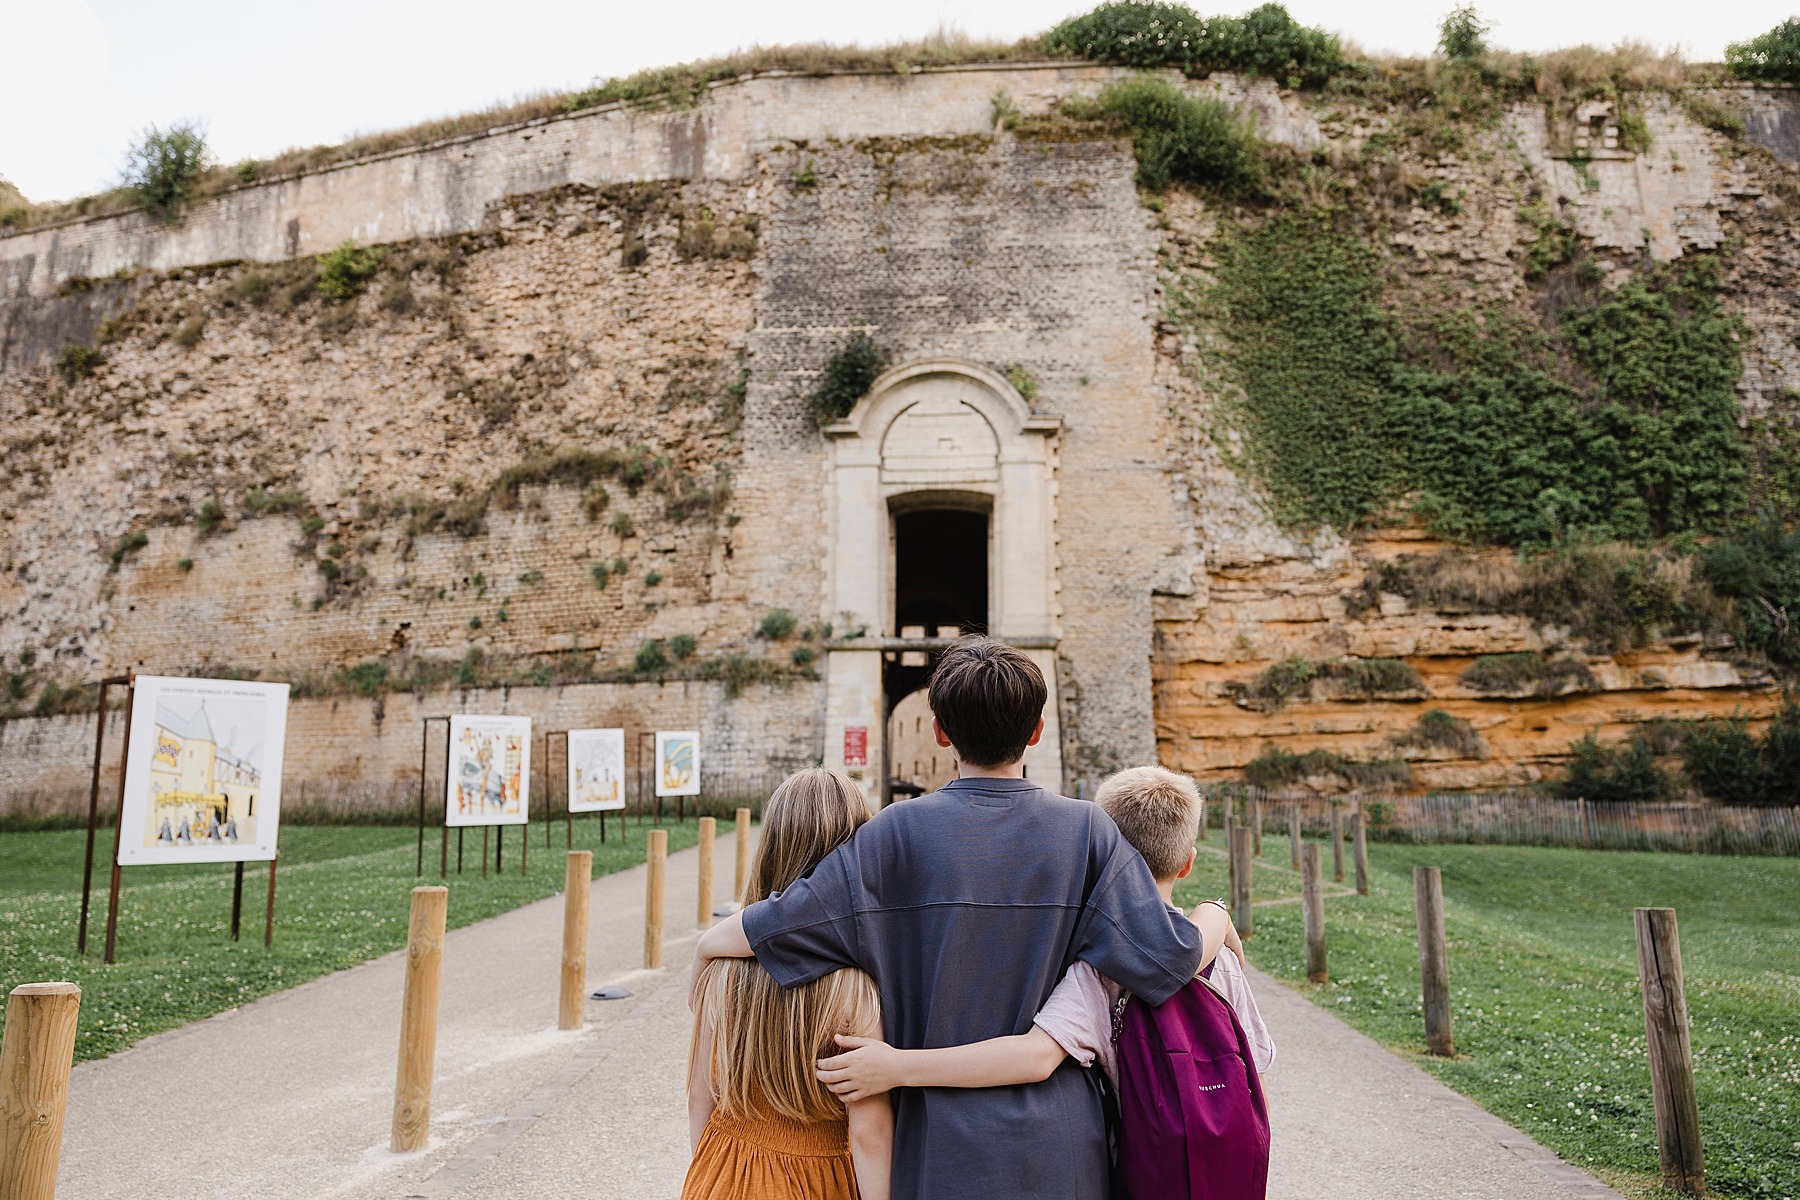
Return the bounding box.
[741,776,1202,1200]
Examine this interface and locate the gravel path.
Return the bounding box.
[54,833,1624,1199]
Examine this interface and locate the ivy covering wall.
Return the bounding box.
[1207,218,1747,547]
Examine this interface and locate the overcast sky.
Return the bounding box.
[2,0,1790,202]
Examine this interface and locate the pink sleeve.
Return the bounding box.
[1209,947,1277,1074]
[1032,961,1113,1068]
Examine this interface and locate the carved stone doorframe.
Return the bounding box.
[818,357,1063,805]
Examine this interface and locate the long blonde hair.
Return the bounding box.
[691,768,879,1122]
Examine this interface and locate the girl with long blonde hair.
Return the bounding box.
[683,769,891,1200]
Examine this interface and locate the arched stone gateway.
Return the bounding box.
[819,358,1062,806]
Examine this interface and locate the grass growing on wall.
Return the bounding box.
[1174,838,1800,1200]
[0,821,700,1063]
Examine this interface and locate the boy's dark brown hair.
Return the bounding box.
[926,637,1047,767]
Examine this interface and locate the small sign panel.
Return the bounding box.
[118,676,290,865]
[568,728,627,812]
[843,725,868,768]
[446,715,532,826]
[655,730,701,797]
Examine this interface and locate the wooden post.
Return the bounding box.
[1352,810,1370,896]
[1331,804,1346,883]
[696,817,716,928]
[1225,805,1237,904]
[1230,825,1253,939]
[1414,867,1454,1056]
[734,807,751,902]
[1289,804,1302,870]
[0,982,81,1200]
[1301,844,1327,984]
[1635,908,1706,1196]
[1197,794,1207,842]
[391,886,448,1153]
[560,851,592,1031]
[265,857,278,948]
[1250,794,1263,858]
[644,828,667,969]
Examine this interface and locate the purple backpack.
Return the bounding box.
[1112,974,1271,1200]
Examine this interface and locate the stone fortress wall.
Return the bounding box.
[3,65,1797,808]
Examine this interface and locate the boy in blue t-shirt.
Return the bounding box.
[693,639,1212,1200]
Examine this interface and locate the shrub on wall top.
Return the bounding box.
[122,121,209,220]
[1045,1,1208,69]
[1727,18,1800,84]
[1046,1,1344,88]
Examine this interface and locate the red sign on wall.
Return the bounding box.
[843,725,868,767]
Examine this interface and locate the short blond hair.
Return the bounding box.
[1096,766,1202,880]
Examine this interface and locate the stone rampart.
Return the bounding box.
[0,65,1117,303]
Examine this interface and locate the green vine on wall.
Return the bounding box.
[1203,216,1747,547]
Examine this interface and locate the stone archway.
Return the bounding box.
[819,357,1062,805]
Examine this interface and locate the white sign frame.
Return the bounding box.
[655,730,701,798]
[118,675,290,865]
[446,715,533,827]
[567,728,627,812]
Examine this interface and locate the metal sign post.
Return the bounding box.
[77,675,130,955]
[416,716,450,879]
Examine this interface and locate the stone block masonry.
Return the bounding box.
[736,132,1183,780]
[0,65,1124,308]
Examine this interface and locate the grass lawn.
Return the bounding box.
[0,816,700,1063]
[1174,836,1799,1200]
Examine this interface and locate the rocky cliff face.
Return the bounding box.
[1147,84,1800,790]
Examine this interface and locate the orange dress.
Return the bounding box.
[680,1106,859,1200]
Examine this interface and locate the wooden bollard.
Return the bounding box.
[560,851,592,1031]
[0,982,82,1200]
[734,807,751,901]
[1301,844,1327,984]
[1414,867,1454,1056]
[1249,794,1263,857]
[644,828,667,969]
[1288,804,1302,870]
[392,885,448,1153]
[697,817,716,928]
[1635,908,1705,1195]
[1225,806,1237,904]
[1352,810,1370,895]
[1230,826,1254,939]
[1331,804,1346,883]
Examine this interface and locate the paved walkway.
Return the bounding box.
[56,836,1624,1199]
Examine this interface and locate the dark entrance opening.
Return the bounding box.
[883,507,990,800]
[894,508,988,639]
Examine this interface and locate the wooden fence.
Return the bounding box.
[1202,788,1800,857]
